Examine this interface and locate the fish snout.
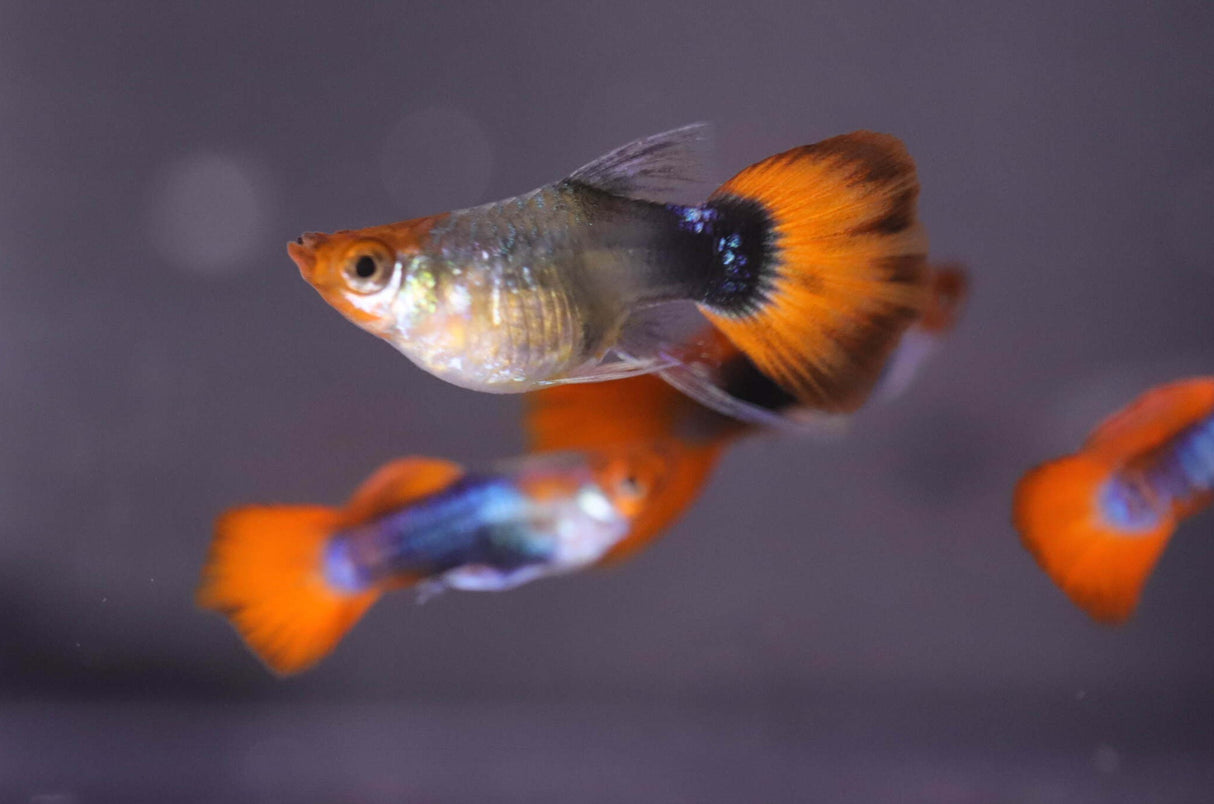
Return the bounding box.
[287,232,329,278]
[297,231,329,250]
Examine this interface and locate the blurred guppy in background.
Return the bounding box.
[1014,376,1214,624]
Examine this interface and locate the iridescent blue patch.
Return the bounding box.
[673,204,719,235]
[1173,417,1214,493]
[676,196,773,313]
[1142,415,1214,505]
[323,536,374,592]
[1098,474,1164,533]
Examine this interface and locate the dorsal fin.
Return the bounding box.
[566,123,713,203]
[1084,377,1214,464]
[341,457,465,524]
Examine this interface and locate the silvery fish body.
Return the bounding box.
[289,124,715,393]
[324,451,636,595]
[395,183,700,391]
[289,123,933,426]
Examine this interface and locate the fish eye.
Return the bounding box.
[618,473,643,498]
[341,241,396,293]
[593,451,668,517]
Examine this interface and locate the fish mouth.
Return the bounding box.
[287,232,327,278]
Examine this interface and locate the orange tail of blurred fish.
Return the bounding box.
[198,457,464,675]
[525,373,740,563]
[697,132,930,414]
[1013,455,1175,623]
[867,262,969,404]
[919,263,969,334]
[198,505,376,675]
[1013,378,1214,623]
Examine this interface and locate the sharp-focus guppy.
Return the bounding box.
[289,124,931,423]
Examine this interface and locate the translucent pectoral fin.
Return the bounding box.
[547,302,705,386]
[868,328,940,404]
[545,352,677,386]
[657,359,850,437]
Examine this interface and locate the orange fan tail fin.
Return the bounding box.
[919,263,969,334]
[197,506,380,675]
[696,131,930,413]
[1013,455,1175,623]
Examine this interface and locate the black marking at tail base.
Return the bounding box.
[717,351,799,413]
[692,195,775,315]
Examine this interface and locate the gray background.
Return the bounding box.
[2,1,1213,801]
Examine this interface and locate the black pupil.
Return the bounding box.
[354,255,378,279]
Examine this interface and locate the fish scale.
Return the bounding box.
[423,188,597,384]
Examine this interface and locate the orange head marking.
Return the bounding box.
[287,216,443,332]
[591,445,677,521]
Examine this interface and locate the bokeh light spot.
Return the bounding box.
[146,152,269,277]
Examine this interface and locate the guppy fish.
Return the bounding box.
[289,123,930,421]
[199,445,691,674]
[1014,377,1214,623]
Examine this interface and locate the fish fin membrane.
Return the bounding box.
[1013,455,1174,624]
[919,263,969,334]
[698,131,931,413]
[546,352,678,386]
[525,372,740,453]
[343,457,465,523]
[197,506,380,675]
[867,262,970,403]
[614,307,819,430]
[567,123,713,203]
[1083,377,1214,464]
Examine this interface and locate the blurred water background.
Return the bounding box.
[1,1,1213,801]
